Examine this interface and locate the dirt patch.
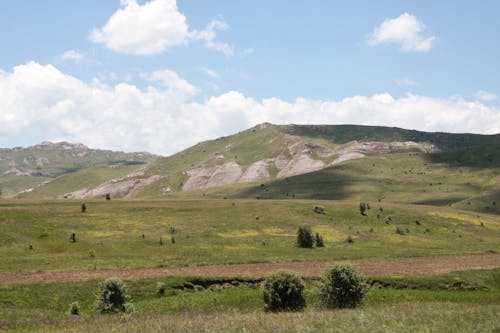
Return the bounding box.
[0,253,498,285]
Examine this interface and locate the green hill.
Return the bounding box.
[0,142,155,198]
[6,124,500,215]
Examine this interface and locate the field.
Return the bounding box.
[0,198,499,331]
[1,199,499,272]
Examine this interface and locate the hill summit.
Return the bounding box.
[4,124,495,214]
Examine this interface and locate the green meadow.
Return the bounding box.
[0,269,499,332]
[1,199,498,273]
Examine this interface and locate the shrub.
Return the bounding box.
[262,270,305,312]
[156,282,166,296]
[313,205,325,214]
[315,232,324,247]
[318,265,368,308]
[297,225,314,248]
[81,203,86,213]
[69,301,80,316]
[359,202,367,216]
[396,227,406,235]
[95,278,131,313]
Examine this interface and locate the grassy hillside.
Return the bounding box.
[162,150,500,212]
[0,199,498,273]
[0,142,155,198]
[4,124,500,207]
[17,165,142,199]
[280,124,500,150]
[139,124,300,195]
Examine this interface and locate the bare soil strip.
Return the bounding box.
[1,253,499,285]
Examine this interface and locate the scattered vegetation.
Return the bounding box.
[262,270,306,312]
[296,225,314,248]
[95,278,131,313]
[314,232,324,247]
[319,265,368,308]
[69,301,80,316]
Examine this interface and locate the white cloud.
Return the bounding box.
[90,0,232,56]
[368,13,436,52]
[59,50,85,63]
[1,61,499,155]
[475,90,497,101]
[395,78,417,86]
[90,0,188,55]
[189,19,233,57]
[201,67,220,79]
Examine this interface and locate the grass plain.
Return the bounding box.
[1,199,499,273]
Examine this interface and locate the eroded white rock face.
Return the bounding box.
[329,140,439,166]
[239,159,272,183]
[63,175,162,199]
[183,161,242,190]
[277,154,325,178]
[330,152,365,166]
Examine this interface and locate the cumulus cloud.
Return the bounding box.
[475,90,497,101]
[189,19,233,57]
[59,50,85,63]
[1,61,499,155]
[90,0,231,56]
[368,13,436,52]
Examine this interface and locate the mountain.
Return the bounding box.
[0,141,156,198]
[5,124,500,215]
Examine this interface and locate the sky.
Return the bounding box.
[1,0,499,155]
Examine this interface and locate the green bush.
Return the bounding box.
[297,224,314,248]
[156,282,166,296]
[318,265,368,308]
[262,270,306,312]
[95,278,131,313]
[315,232,324,247]
[69,301,80,315]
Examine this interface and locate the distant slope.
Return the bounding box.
[0,142,155,197]
[9,124,500,213]
[281,124,500,150]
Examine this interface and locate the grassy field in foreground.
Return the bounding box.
[0,199,499,273]
[0,269,498,332]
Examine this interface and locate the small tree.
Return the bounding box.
[262,270,305,312]
[359,202,367,216]
[81,203,86,213]
[95,278,131,313]
[318,265,368,308]
[297,225,314,248]
[315,232,324,247]
[70,232,77,243]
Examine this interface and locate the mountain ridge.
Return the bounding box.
[2,124,500,215]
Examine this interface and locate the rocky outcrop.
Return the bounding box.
[63,174,163,199]
[183,161,243,191]
[239,159,272,183]
[329,140,439,166]
[277,154,325,178]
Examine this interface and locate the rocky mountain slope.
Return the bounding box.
[0,142,156,197]
[5,124,500,213]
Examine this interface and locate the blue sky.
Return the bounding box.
[1,0,499,154]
